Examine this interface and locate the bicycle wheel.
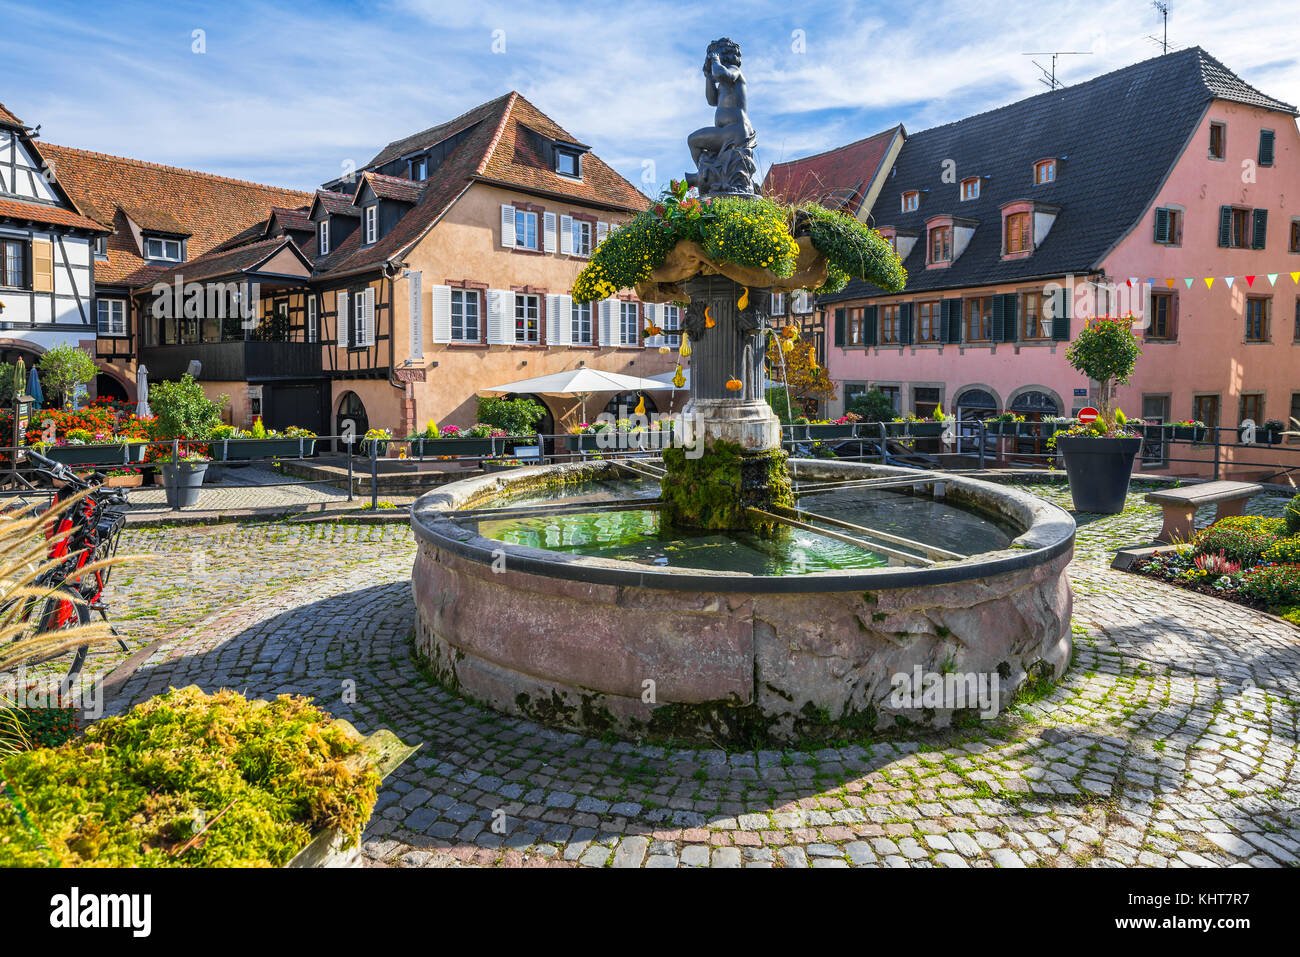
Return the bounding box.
[6,586,90,670]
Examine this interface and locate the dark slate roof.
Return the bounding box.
[149,236,310,285]
[311,189,360,219]
[822,47,1298,304]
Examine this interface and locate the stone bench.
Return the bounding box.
[1145,480,1263,544]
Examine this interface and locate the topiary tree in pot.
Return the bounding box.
[1054,317,1143,514]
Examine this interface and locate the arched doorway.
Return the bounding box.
[602,391,659,422]
[1010,389,1062,457]
[335,391,368,452]
[954,388,998,421]
[95,372,130,405]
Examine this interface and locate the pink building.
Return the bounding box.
[811,48,1300,479]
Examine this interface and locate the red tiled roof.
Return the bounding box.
[312,189,360,218]
[0,196,104,231]
[269,206,313,231]
[763,127,901,215]
[0,102,22,128]
[41,144,312,288]
[357,171,427,204]
[149,236,310,285]
[315,92,648,279]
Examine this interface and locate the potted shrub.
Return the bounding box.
[1054,317,1144,513]
[158,449,210,508]
[566,421,614,453]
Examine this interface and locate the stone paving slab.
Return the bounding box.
[43,479,1300,867]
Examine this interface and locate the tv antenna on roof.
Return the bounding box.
[1022,51,1092,91]
[1147,2,1173,54]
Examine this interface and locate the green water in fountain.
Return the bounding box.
[468,476,1017,573]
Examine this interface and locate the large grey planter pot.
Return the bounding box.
[1055,436,1142,514]
[161,462,208,508]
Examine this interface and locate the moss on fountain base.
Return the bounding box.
[661,440,794,532]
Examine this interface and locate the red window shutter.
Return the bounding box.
[1170,288,1180,341]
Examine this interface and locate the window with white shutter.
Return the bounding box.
[336,290,349,347]
[432,284,453,343]
[409,270,423,357]
[546,293,562,344]
[500,204,516,247]
[486,289,511,344]
[543,213,557,253]
[450,289,479,342]
[596,221,608,246]
[619,301,640,346]
[365,288,376,346]
[599,298,616,346]
[306,295,318,342]
[560,215,573,255]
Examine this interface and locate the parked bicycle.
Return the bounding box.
[1,449,129,685]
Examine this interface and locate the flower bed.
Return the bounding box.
[1130,504,1300,627]
[0,687,388,867]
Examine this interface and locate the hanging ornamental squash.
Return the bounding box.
[679,332,692,358]
[634,394,646,415]
[725,376,744,392]
[737,286,749,310]
[704,306,716,329]
[671,364,686,389]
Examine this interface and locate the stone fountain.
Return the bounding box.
[406,40,1077,745]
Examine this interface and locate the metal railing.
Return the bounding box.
[4,422,1294,515]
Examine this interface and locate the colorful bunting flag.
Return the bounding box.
[1245,275,1255,287]
[1268,274,1279,285]
[1184,278,1194,288]
[1204,277,1215,289]
[1165,278,1176,288]
[1292,271,1300,284]
[1224,276,1234,288]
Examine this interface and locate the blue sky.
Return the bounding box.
[2,0,1297,198]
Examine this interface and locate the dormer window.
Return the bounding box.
[960,178,980,201]
[319,220,330,256]
[94,235,108,258]
[555,148,582,179]
[144,236,183,262]
[901,191,920,213]
[929,225,952,264]
[363,205,377,245]
[410,156,428,181]
[1034,159,1057,185]
[1005,211,1031,253]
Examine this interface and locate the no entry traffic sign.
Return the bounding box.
[1078,407,1099,425]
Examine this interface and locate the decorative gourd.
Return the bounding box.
[671,365,686,389]
[725,377,744,392]
[704,306,716,329]
[737,286,749,310]
[679,332,692,357]
[634,395,646,415]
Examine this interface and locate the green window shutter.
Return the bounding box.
[1154,207,1170,244]
[1259,130,1275,166]
[1218,205,1233,247]
[899,302,914,345]
[863,305,878,346]
[941,298,962,343]
[1051,283,1071,341]
[1252,209,1268,249]
[833,307,846,347]
[990,295,1005,341]
[1001,293,1019,342]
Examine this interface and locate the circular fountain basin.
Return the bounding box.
[410,460,1075,744]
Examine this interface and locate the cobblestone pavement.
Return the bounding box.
[125,466,353,512]
[90,480,1300,868]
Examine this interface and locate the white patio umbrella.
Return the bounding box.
[480,368,674,422]
[136,364,151,418]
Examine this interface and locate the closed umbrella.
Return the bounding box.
[25,366,43,406]
[136,365,151,418]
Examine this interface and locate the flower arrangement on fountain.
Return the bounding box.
[572,179,907,306]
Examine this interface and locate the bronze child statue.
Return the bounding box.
[686,37,760,197]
